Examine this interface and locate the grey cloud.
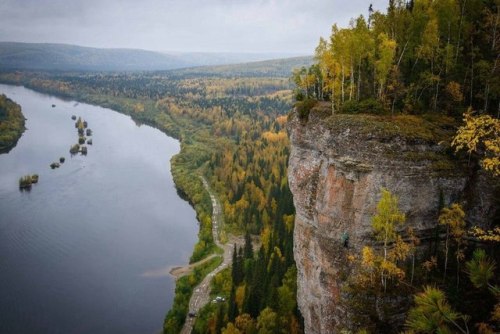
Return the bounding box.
[0,0,388,53]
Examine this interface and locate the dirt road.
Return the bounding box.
[180,177,242,334]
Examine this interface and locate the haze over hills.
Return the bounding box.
[168,56,313,78]
[0,42,309,72]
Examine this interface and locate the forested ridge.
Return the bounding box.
[0,62,303,333]
[0,42,310,72]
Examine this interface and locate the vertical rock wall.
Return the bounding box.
[287,108,497,333]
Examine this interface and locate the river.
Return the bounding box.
[0,84,198,334]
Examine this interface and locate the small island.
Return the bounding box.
[0,94,26,154]
[19,174,39,190]
[46,116,92,176]
[69,144,80,154]
[73,117,92,155]
[75,117,82,128]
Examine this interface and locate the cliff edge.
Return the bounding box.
[287,103,498,333]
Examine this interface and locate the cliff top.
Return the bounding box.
[289,101,467,176]
[300,101,458,145]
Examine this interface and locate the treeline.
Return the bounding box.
[38,72,291,100]
[293,0,499,116]
[0,94,25,153]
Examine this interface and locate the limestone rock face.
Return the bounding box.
[287,108,497,333]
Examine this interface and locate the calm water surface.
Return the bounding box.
[0,84,198,333]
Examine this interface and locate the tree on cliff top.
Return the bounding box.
[294,0,500,116]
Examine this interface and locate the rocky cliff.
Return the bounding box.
[287,103,498,333]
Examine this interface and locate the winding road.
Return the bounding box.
[180,177,242,334]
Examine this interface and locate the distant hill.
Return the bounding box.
[0,42,309,72]
[171,52,308,68]
[0,42,190,71]
[169,56,314,78]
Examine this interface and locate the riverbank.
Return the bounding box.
[163,176,242,334]
[0,94,25,154]
[168,254,219,279]
[180,177,244,334]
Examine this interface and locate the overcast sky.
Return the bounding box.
[0,0,388,54]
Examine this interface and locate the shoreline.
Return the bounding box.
[140,254,219,279]
[179,177,244,334]
[168,254,219,279]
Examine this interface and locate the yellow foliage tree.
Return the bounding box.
[221,323,241,334]
[438,203,466,284]
[469,226,500,243]
[234,313,256,333]
[452,112,500,176]
[371,188,406,290]
[375,33,397,99]
[235,285,245,310]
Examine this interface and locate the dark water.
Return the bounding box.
[0,84,198,334]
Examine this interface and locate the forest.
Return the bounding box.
[0,64,303,333]
[293,0,499,118]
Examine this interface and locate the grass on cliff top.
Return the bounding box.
[309,101,458,144]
